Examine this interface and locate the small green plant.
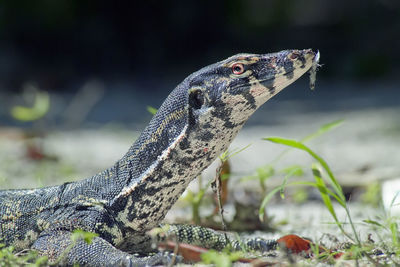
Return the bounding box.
[200,249,243,267]
[260,137,358,243]
[241,165,274,195]
[363,193,400,258]
[242,120,343,197]
[183,178,212,224]
[259,135,400,265]
[360,181,382,207]
[0,243,48,266]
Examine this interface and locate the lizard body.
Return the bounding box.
[0,49,319,266]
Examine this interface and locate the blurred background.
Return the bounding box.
[0,0,399,209]
[0,0,399,125]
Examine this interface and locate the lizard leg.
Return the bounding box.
[32,230,176,267]
[162,224,277,251]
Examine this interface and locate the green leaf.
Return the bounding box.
[256,165,274,182]
[267,119,344,165]
[71,229,98,245]
[279,165,304,198]
[11,90,50,121]
[201,249,242,267]
[280,165,304,177]
[259,179,342,222]
[259,186,282,222]
[263,137,346,204]
[390,222,399,247]
[301,119,344,143]
[363,219,385,228]
[390,191,400,208]
[312,164,340,225]
[34,255,49,266]
[219,144,251,162]
[193,187,207,203]
[146,106,158,115]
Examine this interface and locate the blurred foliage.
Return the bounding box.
[360,181,382,207]
[0,243,48,266]
[292,187,309,203]
[201,249,243,267]
[10,86,50,122]
[146,106,158,115]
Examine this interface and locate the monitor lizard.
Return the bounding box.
[0,49,319,266]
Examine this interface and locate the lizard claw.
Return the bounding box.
[148,251,183,266]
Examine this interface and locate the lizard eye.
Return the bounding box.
[232,63,245,75]
[189,89,204,109]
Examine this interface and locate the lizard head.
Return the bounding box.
[112,49,319,229]
[120,49,319,183]
[121,49,319,172]
[186,49,319,129]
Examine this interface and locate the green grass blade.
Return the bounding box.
[264,136,360,243]
[390,191,400,208]
[263,137,346,204]
[363,219,386,228]
[259,179,342,223]
[220,144,252,162]
[390,222,399,247]
[301,119,344,143]
[146,106,158,115]
[259,186,282,222]
[285,180,344,205]
[312,164,340,224]
[269,119,343,165]
[279,165,303,198]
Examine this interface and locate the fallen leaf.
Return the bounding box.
[277,234,312,254]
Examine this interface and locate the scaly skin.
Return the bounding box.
[0,49,318,266]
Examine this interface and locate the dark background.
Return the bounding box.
[0,0,399,126]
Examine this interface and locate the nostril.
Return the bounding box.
[289,52,300,60]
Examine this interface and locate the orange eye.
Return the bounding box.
[232,63,245,75]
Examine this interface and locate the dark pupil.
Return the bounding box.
[190,90,204,109]
[234,66,242,73]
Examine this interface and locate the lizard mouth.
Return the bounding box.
[225,49,318,105]
[248,50,317,102]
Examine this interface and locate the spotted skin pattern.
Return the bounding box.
[0,49,318,266]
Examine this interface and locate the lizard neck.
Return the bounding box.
[114,82,190,192]
[111,119,242,233]
[73,83,190,204]
[106,84,247,233]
